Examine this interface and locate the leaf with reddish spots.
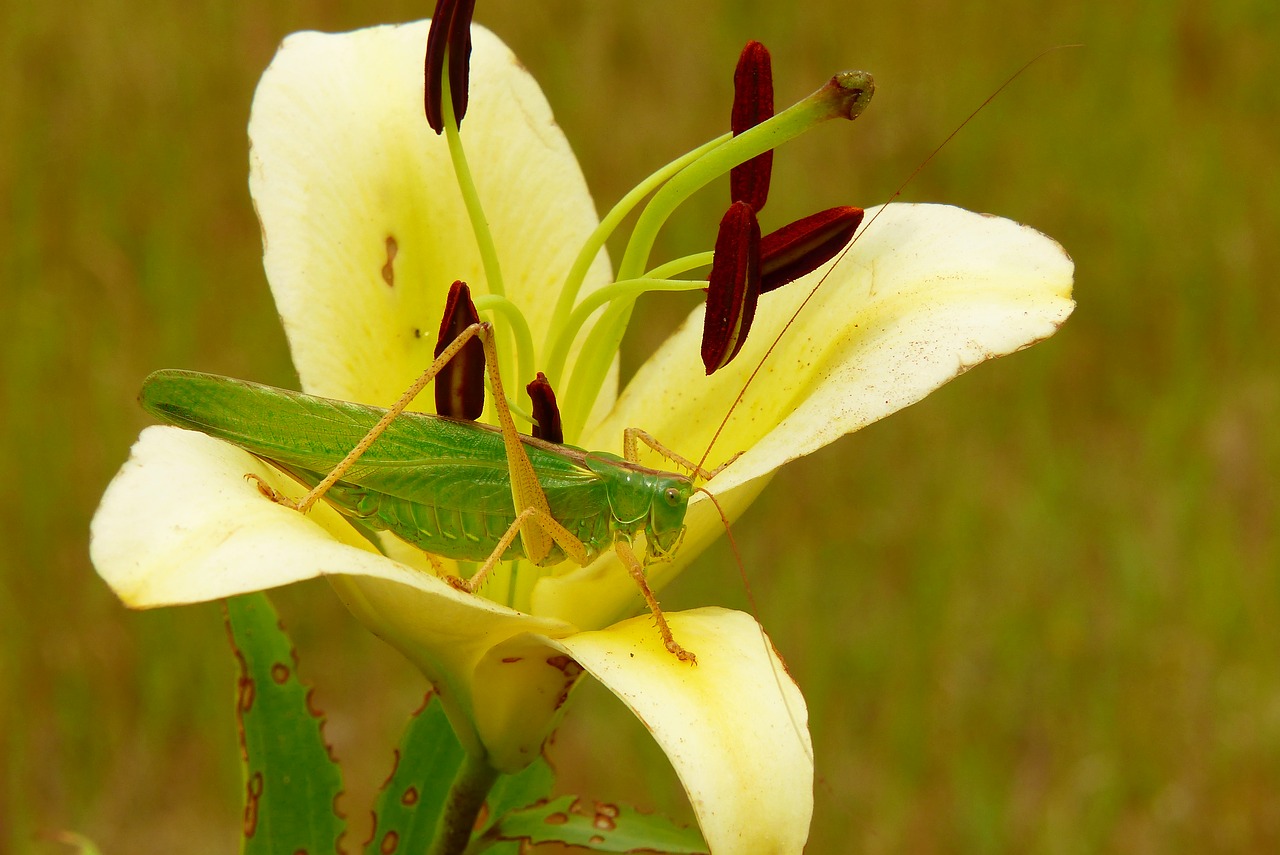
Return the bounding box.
[486,795,707,853]
[224,594,345,855]
[42,832,104,855]
[365,692,465,855]
[478,755,554,842]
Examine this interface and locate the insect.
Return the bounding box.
[140,321,724,663]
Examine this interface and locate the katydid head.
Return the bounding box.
[584,453,694,561]
[646,476,695,561]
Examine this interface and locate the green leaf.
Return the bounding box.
[467,755,556,853]
[489,795,708,853]
[484,755,555,828]
[45,831,103,855]
[365,692,467,855]
[225,593,345,855]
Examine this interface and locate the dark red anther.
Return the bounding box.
[702,201,762,375]
[424,0,477,134]
[760,206,864,293]
[526,372,563,445]
[435,280,485,420]
[730,41,774,212]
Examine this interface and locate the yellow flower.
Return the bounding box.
[90,19,1073,854]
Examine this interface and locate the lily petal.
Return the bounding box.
[554,608,813,855]
[556,204,1071,627]
[247,21,612,409]
[89,426,584,766]
[530,475,769,631]
[587,203,1075,496]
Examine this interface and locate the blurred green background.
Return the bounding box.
[3,0,1277,852]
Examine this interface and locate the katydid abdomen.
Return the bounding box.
[140,369,692,566]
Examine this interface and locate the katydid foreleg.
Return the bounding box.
[624,428,741,482]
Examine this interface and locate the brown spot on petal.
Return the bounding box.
[401,787,419,806]
[380,830,399,853]
[270,663,290,684]
[545,812,569,826]
[381,235,398,286]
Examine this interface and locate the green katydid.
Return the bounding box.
[140,320,728,663]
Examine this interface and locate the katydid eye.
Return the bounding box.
[665,487,682,506]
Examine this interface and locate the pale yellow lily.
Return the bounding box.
[91,19,1072,855]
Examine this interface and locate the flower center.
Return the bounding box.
[423,20,876,608]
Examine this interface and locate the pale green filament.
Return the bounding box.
[545,278,707,387]
[559,76,873,438]
[544,133,731,367]
[442,58,518,392]
[646,252,715,281]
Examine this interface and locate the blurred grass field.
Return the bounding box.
[3,0,1278,852]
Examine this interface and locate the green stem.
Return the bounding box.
[428,753,501,855]
[443,55,515,391]
[443,66,504,300]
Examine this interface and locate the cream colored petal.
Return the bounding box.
[585,203,1075,496]
[91,426,410,604]
[329,575,587,771]
[248,21,612,408]
[553,608,813,855]
[90,426,581,764]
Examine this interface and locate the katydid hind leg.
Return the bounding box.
[448,505,591,593]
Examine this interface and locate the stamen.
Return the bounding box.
[526,373,563,444]
[424,0,477,134]
[702,201,762,374]
[760,206,864,293]
[435,280,485,419]
[730,41,774,211]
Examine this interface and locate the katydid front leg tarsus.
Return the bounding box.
[624,427,741,482]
